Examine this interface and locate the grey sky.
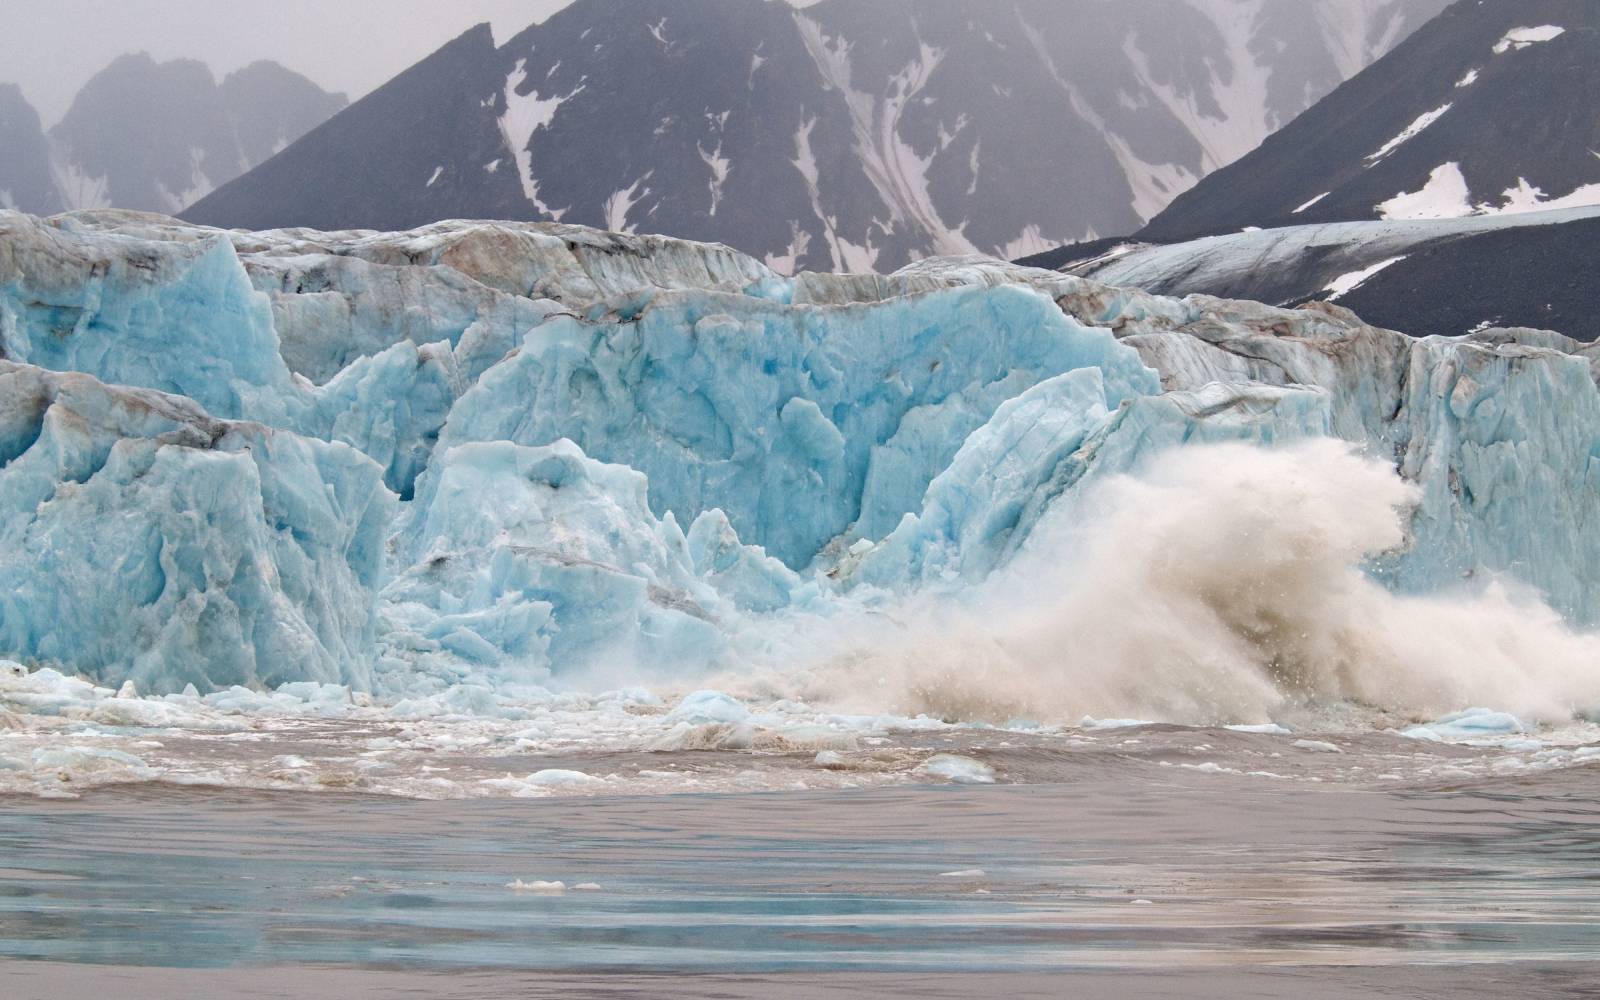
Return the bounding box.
[1,1,575,127]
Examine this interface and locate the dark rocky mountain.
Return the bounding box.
[22,54,347,216]
[1141,0,1600,241]
[1017,0,1600,343]
[186,0,1449,272]
[0,85,61,215]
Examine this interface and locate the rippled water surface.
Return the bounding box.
[3,748,1599,997]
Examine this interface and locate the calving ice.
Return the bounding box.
[1,208,1599,742]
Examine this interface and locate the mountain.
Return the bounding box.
[46,54,347,215]
[185,0,1449,272]
[1141,0,1600,241]
[0,85,61,215]
[1023,208,1600,340]
[1014,0,1600,341]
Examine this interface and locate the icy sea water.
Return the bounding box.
[2,736,1599,999]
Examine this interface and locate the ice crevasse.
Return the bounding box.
[4,208,1600,713]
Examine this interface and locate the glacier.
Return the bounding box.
[4,207,1600,723]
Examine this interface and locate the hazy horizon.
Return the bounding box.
[0,0,574,126]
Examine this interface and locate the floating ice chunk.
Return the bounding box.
[814,750,845,767]
[525,768,603,788]
[1402,708,1528,742]
[1183,762,1241,774]
[938,869,986,878]
[667,690,752,725]
[1226,723,1292,735]
[919,754,996,784]
[506,879,566,893]
[644,722,757,752]
[32,746,150,777]
[1292,740,1343,754]
[1081,717,1153,731]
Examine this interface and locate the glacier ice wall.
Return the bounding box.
[0,213,298,424]
[4,208,1600,703]
[433,285,1158,569]
[382,438,804,685]
[0,360,393,692]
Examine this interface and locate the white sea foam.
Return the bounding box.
[801,440,1600,727]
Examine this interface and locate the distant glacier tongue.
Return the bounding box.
[1,210,1598,727]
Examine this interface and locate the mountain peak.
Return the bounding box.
[185,0,1448,272]
[1140,0,1600,241]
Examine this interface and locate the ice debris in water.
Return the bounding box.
[1292,740,1344,754]
[919,754,996,784]
[507,879,567,893]
[1402,708,1529,742]
[667,691,754,725]
[1226,724,1293,735]
[2,211,1600,733]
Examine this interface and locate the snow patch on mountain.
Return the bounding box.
[499,58,580,220]
[1382,165,1600,221]
[602,176,650,234]
[51,160,112,212]
[1493,25,1566,54]
[1294,192,1330,214]
[794,14,976,258]
[1366,104,1452,164]
[1492,178,1600,214]
[1323,256,1407,300]
[1378,163,1473,220]
[699,142,731,216]
[1119,4,1268,172]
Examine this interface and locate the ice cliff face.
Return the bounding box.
[4,207,1600,696]
[0,362,391,693]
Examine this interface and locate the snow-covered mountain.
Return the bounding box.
[185,0,1450,272]
[1016,0,1600,339]
[1141,0,1600,240]
[1,55,346,217]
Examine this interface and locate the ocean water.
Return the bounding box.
[6,414,1600,995]
[3,705,1600,996]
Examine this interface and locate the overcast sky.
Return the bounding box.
[1,0,575,126]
